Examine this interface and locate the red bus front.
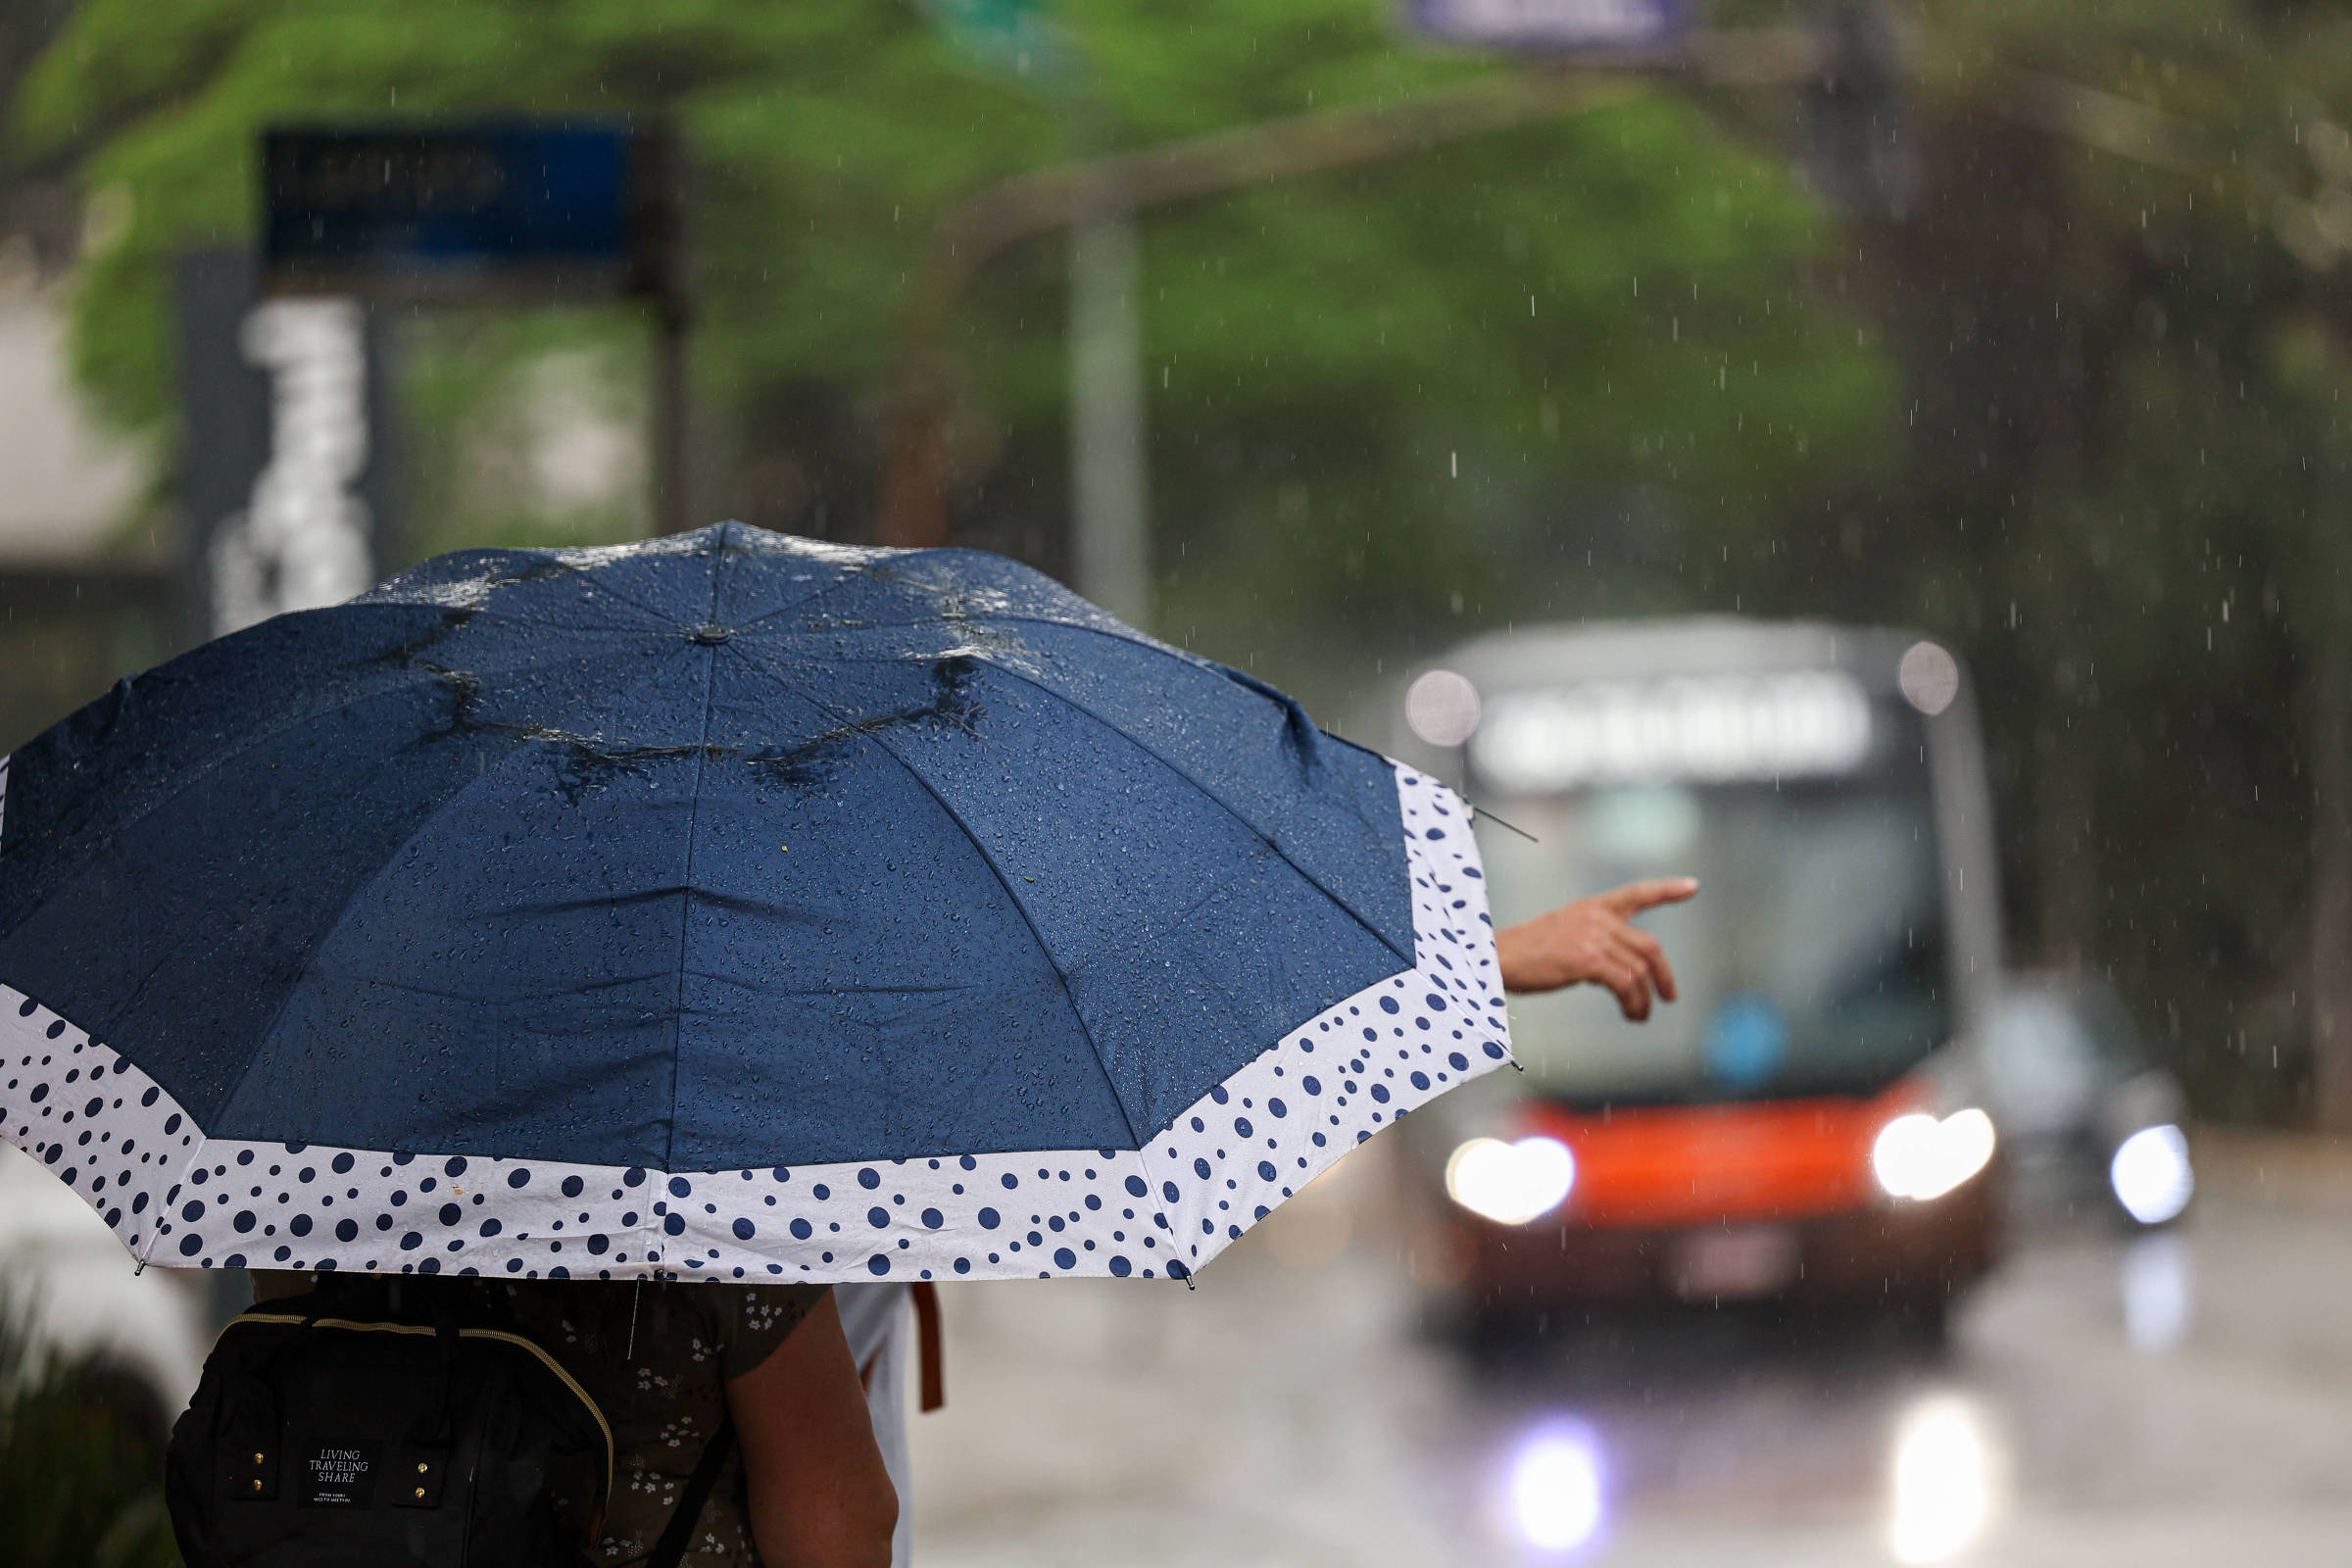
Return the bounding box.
[1394,621,2007,1336]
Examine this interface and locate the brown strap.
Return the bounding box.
[910,1281,944,1412]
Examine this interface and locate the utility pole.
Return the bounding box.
[2312,629,2352,1127]
[1067,198,1150,626]
[639,128,694,536]
[651,294,691,536]
[2309,414,2352,1129]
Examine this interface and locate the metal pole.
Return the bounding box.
[1068,202,1150,625]
[2311,426,2352,1129]
[653,299,690,535]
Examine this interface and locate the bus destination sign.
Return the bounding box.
[1470,671,1875,794]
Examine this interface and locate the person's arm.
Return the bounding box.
[726,1290,899,1568]
[1494,877,1698,1019]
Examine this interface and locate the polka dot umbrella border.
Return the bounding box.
[2,766,1507,1284]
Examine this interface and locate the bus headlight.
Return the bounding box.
[1445,1136,1575,1225]
[1872,1108,1995,1202]
[2109,1124,2193,1225]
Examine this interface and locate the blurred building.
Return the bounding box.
[0,251,209,1399]
[0,268,142,561]
[0,264,175,754]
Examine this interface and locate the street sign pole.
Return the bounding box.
[628,129,693,536]
[652,296,691,537]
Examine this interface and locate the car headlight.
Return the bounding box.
[2109,1123,2193,1225]
[1872,1107,1996,1202]
[1445,1135,1575,1225]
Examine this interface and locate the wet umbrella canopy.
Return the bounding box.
[0,524,1506,1283]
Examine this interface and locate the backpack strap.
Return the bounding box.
[642,1414,737,1568]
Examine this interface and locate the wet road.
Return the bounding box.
[909,1136,2352,1566]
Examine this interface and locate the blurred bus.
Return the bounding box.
[1393,619,2006,1343]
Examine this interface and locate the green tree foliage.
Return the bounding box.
[25,0,2352,1125]
[0,1298,182,1568]
[1700,1,2352,1119]
[12,0,1884,647]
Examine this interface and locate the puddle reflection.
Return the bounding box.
[2121,1231,2192,1353]
[1888,1393,1999,1564]
[1503,1421,1607,1556]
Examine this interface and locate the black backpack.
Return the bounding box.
[165,1278,734,1568]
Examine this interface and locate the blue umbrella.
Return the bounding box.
[0,524,1507,1284]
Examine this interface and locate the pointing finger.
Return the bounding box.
[1602,877,1700,916]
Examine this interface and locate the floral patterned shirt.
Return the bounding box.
[254,1271,826,1567]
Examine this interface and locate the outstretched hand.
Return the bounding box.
[1494,877,1699,1021]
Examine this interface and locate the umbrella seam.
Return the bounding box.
[0,663,429,942]
[727,619,1410,968]
[144,1128,210,1270]
[0,625,679,951]
[658,533,736,1196]
[201,648,702,1138]
[28,565,713,1119]
[718,644,1144,1152]
[717,543,1102,638]
[702,533,914,632]
[732,600,1147,652]
[941,647,1415,973]
[364,534,713,628]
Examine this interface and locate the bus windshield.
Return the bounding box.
[1473,699,1951,1107]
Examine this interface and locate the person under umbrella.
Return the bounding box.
[227,881,1684,1568]
[0,525,1690,1565]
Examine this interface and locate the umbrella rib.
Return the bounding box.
[435,540,703,628]
[936,639,1415,972]
[660,536,735,1176]
[706,541,901,632]
[2,618,687,936]
[719,645,1145,1152]
[43,625,695,945]
[720,609,1406,967]
[717,540,989,635]
[732,597,1146,648]
[721,543,1138,640]
[3,663,498,1054]
[193,647,705,1136]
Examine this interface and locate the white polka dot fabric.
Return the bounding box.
[1,763,1507,1283]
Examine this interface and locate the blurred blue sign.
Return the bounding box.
[1408,0,1686,51]
[263,123,672,299]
